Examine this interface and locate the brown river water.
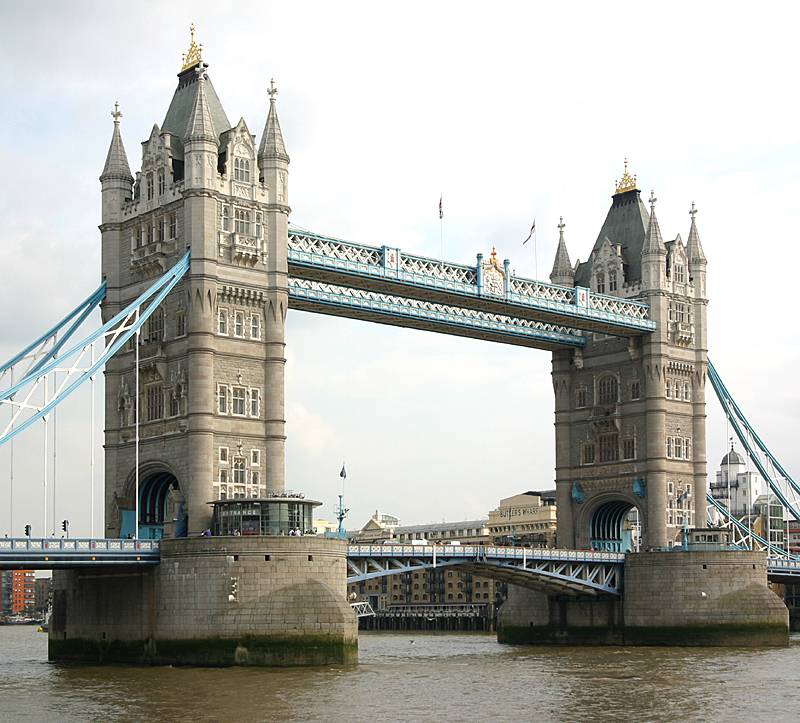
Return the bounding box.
[1,627,799,722]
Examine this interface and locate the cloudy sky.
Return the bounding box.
[1,1,798,536]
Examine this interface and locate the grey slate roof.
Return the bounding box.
[574,189,650,287]
[100,119,133,181]
[550,226,573,281]
[721,449,745,467]
[161,65,230,150]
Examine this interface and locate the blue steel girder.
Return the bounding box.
[288,229,656,338]
[346,545,624,596]
[289,278,585,351]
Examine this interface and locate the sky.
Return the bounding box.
[0,0,798,536]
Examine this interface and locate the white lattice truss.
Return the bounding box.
[289,279,585,347]
[350,601,376,618]
[346,546,624,596]
[288,229,653,326]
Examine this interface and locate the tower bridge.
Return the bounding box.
[0,31,795,663]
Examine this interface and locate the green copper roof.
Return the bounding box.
[575,189,650,286]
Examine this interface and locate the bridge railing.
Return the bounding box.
[288,230,655,331]
[346,544,624,563]
[0,538,160,553]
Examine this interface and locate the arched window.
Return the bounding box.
[157,169,165,196]
[235,209,251,235]
[145,307,164,343]
[609,270,617,292]
[597,375,618,405]
[233,458,246,485]
[596,271,605,294]
[234,157,251,183]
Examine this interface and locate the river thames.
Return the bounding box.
[1,627,799,722]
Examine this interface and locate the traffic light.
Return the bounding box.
[24,524,31,537]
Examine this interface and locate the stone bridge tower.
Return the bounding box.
[551,163,708,550]
[99,31,289,537]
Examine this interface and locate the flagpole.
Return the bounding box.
[439,193,444,266]
[533,223,538,280]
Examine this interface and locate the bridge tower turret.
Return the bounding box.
[554,162,708,551]
[258,80,290,494]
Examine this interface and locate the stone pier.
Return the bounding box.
[497,550,789,647]
[49,537,358,666]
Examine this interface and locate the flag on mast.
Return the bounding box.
[439,194,443,220]
[522,218,536,245]
[340,463,347,480]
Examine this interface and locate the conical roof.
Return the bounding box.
[100,103,133,181]
[642,192,666,255]
[686,203,707,264]
[184,68,217,143]
[259,82,289,162]
[550,218,573,282]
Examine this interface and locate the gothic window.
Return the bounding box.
[596,271,605,294]
[576,387,587,408]
[131,226,139,250]
[221,205,230,232]
[232,386,246,416]
[255,212,263,238]
[683,382,691,402]
[219,447,229,463]
[145,384,162,422]
[599,433,619,462]
[234,157,251,182]
[597,375,618,405]
[146,222,153,245]
[668,481,674,494]
[233,458,246,485]
[251,314,262,340]
[235,209,251,235]
[175,310,186,338]
[582,443,595,465]
[219,468,228,488]
[156,217,164,243]
[218,308,228,335]
[250,388,260,417]
[609,271,617,292]
[666,380,672,398]
[157,169,165,196]
[622,438,636,460]
[234,311,245,338]
[168,214,177,240]
[675,265,685,283]
[631,381,641,400]
[217,385,228,414]
[169,389,180,417]
[144,307,164,343]
[251,449,260,466]
[666,437,673,458]
[146,173,154,201]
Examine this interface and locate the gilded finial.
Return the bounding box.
[111,100,122,124]
[268,78,278,101]
[614,157,638,194]
[180,22,203,72]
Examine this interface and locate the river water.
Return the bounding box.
[1,627,799,722]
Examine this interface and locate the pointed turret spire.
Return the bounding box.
[184,66,217,144]
[550,217,575,286]
[100,101,133,182]
[258,79,289,163]
[686,202,707,265]
[642,190,666,255]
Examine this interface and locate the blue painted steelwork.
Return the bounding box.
[0,282,106,378]
[346,544,625,595]
[0,538,160,569]
[708,360,800,520]
[287,228,656,336]
[706,494,799,560]
[0,253,190,447]
[288,278,586,349]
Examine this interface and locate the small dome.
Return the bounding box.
[721,449,745,467]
